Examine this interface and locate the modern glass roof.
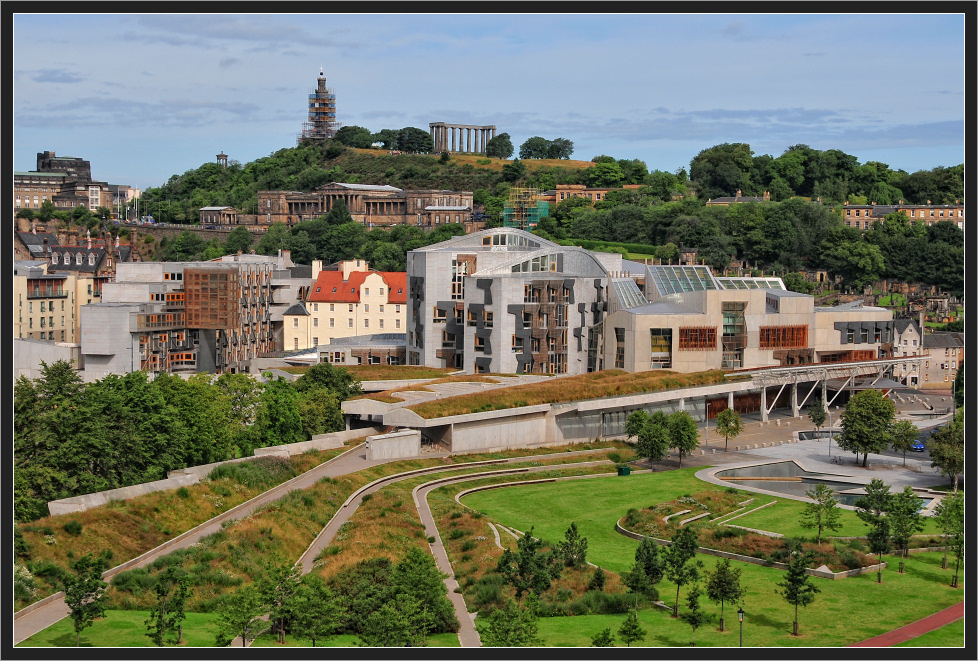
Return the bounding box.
[716,277,786,290]
[648,265,720,295]
[611,277,648,308]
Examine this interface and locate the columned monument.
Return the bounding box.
[429,123,497,154]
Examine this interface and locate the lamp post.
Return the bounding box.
[738,607,745,647]
[706,401,710,447]
[827,408,833,458]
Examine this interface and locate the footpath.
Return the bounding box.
[847,602,964,646]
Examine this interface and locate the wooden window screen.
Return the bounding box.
[678,327,717,350]
[759,325,808,349]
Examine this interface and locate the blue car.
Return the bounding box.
[911,439,926,452]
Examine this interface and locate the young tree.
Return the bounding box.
[145,567,191,646]
[807,402,826,437]
[889,420,919,467]
[635,412,670,470]
[62,554,108,647]
[776,551,820,635]
[799,483,843,544]
[929,412,964,492]
[359,593,427,647]
[588,566,606,592]
[837,389,895,467]
[290,574,343,647]
[714,407,743,452]
[888,486,924,558]
[390,546,459,643]
[479,594,542,646]
[617,609,646,647]
[214,585,270,647]
[680,583,707,646]
[496,527,560,600]
[704,558,745,631]
[943,493,965,588]
[933,491,964,571]
[854,478,892,583]
[621,536,665,603]
[591,627,615,647]
[668,410,700,468]
[559,522,588,568]
[665,525,700,617]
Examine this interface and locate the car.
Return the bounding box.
[911,439,926,452]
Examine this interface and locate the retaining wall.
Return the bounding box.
[366,429,422,460]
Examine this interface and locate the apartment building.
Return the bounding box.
[284,259,407,351]
[13,261,98,344]
[842,201,964,231]
[891,318,925,387]
[920,332,964,391]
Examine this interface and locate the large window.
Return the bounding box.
[759,325,809,350]
[679,327,717,350]
[650,328,672,369]
[615,327,625,369]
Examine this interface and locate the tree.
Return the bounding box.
[799,483,842,544]
[334,125,376,149]
[680,583,707,646]
[588,566,606,592]
[479,594,542,646]
[837,389,895,467]
[889,420,919,467]
[390,546,459,642]
[496,527,560,599]
[145,567,191,646]
[359,593,428,647]
[807,402,826,437]
[933,491,963,572]
[714,407,743,452]
[223,226,253,254]
[953,361,963,408]
[929,412,964,491]
[558,522,588,568]
[214,584,270,647]
[546,137,574,159]
[633,411,670,470]
[290,574,343,647]
[617,609,646,647]
[396,126,434,154]
[776,551,819,635]
[253,375,304,448]
[664,525,700,617]
[704,558,745,631]
[668,410,700,468]
[485,133,514,159]
[261,563,301,644]
[621,536,664,603]
[518,136,551,160]
[854,478,892,583]
[591,627,615,647]
[888,486,924,558]
[501,158,526,182]
[62,554,108,647]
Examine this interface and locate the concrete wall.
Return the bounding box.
[46,426,380,516]
[450,410,549,453]
[365,429,421,460]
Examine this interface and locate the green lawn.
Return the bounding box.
[460,471,964,647]
[251,632,460,647]
[893,618,964,647]
[16,610,222,647]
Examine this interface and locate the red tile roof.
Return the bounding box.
[308,269,407,304]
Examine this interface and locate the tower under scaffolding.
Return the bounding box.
[502,187,549,230]
[298,67,340,143]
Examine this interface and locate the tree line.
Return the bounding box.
[14,361,361,522]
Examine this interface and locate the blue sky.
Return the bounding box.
[12,12,967,191]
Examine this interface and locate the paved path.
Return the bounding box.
[847,602,964,646]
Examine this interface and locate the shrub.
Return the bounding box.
[427,536,436,544]
[555,588,574,603]
[111,568,157,596]
[450,511,463,519]
[448,528,467,540]
[176,487,191,499]
[62,520,82,536]
[606,451,622,464]
[460,540,477,552]
[27,560,68,582]
[361,493,373,502]
[14,564,37,602]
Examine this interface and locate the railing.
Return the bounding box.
[27,287,66,299]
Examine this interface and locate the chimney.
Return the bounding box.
[87,229,92,249]
[736,189,742,197]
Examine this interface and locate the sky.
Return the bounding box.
[12,11,968,192]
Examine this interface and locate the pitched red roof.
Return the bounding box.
[308,269,407,304]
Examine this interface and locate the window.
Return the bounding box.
[330,318,335,327]
[330,304,335,311]
[396,305,401,313]
[364,288,369,296]
[615,327,625,368]
[364,304,369,313]
[432,306,447,323]
[40,302,46,313]
[379,305,384,313]
[313,303,319,312]
[293,318,299,328]
[912,339,917,347]
[396,319,401,329]
[758,325,808,350]
[294,338,299,350]
[679,327,717,350]
[348,319,353,327]
[364,319,369,328]
[379,319,384,329]
[349,304,354,313]
[379,288,385,296]
[313,318,319,327]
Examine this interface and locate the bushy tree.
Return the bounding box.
[617,609,646,647]
[888,486,924,558]
[289,574,343,647]
[776,551,819,635]
[714,407,743,452]
[588,566,606,592]
[558,522,588,568]
[889,420,919,467]
[837,389,895,467]
[214,585,270,647]
[622,536,664,603]
[496,527,561,599]
[479,594,542,646]
[680,583,707,646]
[665,525,700,617]
[145,567,191,646]
[933,491,963,572]
[485,133,514,159]
[703,557,745,631]
[854,478,892,583]
[591,627,615,647]
[62,554,108,647]
[807,402,826,436]
[668,410,700,468]
[929,412,963,491]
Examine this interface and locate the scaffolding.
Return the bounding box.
[503,187,549,230]
[299,67,340,143]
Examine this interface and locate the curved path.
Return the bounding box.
[847,601,964,647]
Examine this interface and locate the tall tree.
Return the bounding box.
[621,536,665,603]
[145,567,191,646]
[496,527,561,600]
[390,546,459,642]
[889,420,919,467]
[62,554,108,647]
[932,491,963,571]
[888,486,924,558]
[664,525,700,617]
[289,574,343,647]
[631,411,670,470]
[929,412,964,491]
[680,583,707,646]
[799,483,843,544]
[837,389,895,467]
[703,558,745,631]
[293,361,363,400]
[668,410,700,468]
[261,563,301,645]
[807,402,826,437]
[714,407,743,452]
[484,133,514,159]
[854,478,892,583]
[558,522,588,569]
[776,551,819,635]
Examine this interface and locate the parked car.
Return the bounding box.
[911,439,926,452]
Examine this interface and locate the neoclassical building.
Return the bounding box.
[255,182,473,228]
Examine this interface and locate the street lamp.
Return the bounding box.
[827,408,833,458]
[738,607,745,647]
[706,400,710,447]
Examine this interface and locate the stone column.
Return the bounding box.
[466,128,471,153]
[791,382,800,417]
[451,127,457,152]
[760,387,768,422]
[728,391,734,409]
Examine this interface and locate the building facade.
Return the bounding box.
[14,151,113,213]
[13,261,98,344]
[284,260,407,352]
[255,183,473,228]
[920,331,964,391]
[842,201,964,231]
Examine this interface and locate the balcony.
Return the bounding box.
[27,287,67,299]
